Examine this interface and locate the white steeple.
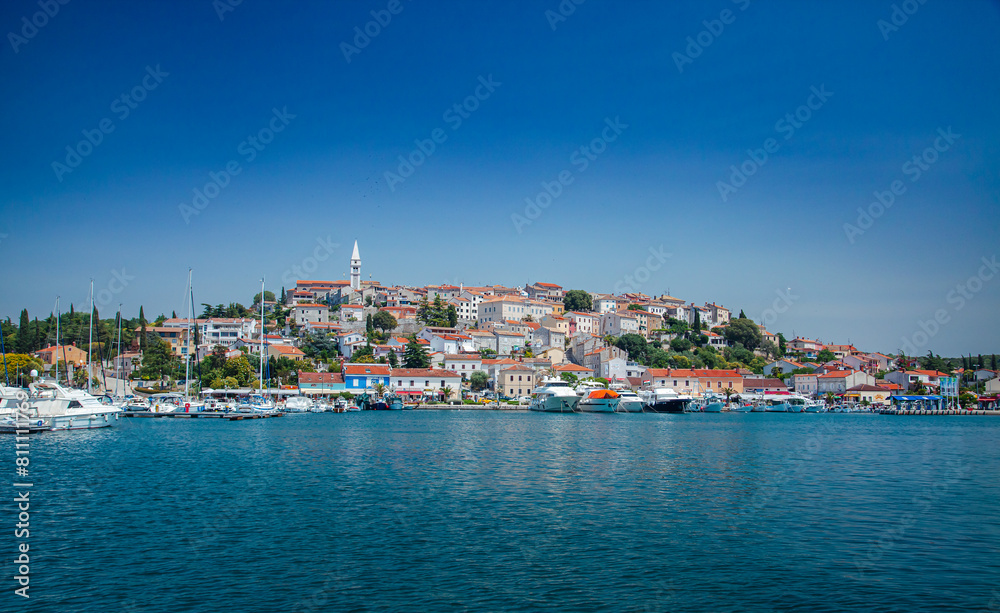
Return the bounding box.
[350,240,361,290]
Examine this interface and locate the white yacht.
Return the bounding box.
[237,394,277,413]
[528,378,580,413]
[786,395,809,413]
[804,399,827,412]
[639,388,692,413]
[123,396,151,411]
[615,389,645,413]
[149,393,185,413]
[284,395,314,412]
[0,385,26,416]
[24,381,121,430]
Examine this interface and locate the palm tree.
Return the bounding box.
[439,386,453,402]
[373,382,387,400]
[603,334,615,348]
[723,387,735,404]
[824,391,835,406]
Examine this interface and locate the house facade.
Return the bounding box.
[499,366,535,398]
[343,364,391,391]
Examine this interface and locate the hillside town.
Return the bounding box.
[4,241,999,409]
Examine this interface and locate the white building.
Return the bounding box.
[292,303,328,326]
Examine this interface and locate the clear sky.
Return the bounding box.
[1,0,998,356]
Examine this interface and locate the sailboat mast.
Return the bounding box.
[185,268,192,398]
[259,277,265,394]
[116,303,123,399]
[56,296,68,384]
[88,279,94,394]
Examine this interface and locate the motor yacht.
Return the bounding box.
[528,377,580,412]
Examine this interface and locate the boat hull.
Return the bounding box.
[644,400,689,413]
[617,399,644,413]
[529,396,580,412]
[577,398,619,413]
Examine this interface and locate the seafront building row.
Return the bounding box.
[23,242,1000,406]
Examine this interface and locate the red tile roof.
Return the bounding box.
[389,368,460,377]
[343,364,391,376]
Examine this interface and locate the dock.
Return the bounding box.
[410,404,527,411]
[878,409,1000,416]
[122,411,284,421]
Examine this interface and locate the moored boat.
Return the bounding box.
[528,378,580,413]
[25,381,121,430]
[639,387,692,413]
[577,388,620,413]
[615,389,645,413]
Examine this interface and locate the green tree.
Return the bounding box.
[387,350,399,368]
[563,290,592,312]
[692,310,702,336]
[223,354,255,386]
[817,349,836,363]
[138,306,147,352]
[140,334,178,382]
[760,340,779,360]
[977,354,984,369]
[0,354,43,385]
[615,333,647,361]
[447,305,458,327]
[722,318,761,351]
[560,372,578,385]
[469,370,489,392]
[627,304,647,311]
[17,309,30,353]
[366,314,374,336]
[352,344,375,363]
[403,336,430,368]
[738,309,746,319]
[253,291,276,305]
[670,337,692,353]
[992,354,997,371]
[777,333,786,357]
[372,310,397,332]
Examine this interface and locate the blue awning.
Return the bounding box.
[890,395,942,400]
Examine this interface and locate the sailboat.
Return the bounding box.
[237,277,276,413]
[181,269,205,412]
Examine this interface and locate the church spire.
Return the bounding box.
[350,240,361,290]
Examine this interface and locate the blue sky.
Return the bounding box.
[1,0,998,356]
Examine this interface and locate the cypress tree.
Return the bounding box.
[139,306,147,353]
[992,354,997,371]
[978,354,984,369]
[17,309,30,353]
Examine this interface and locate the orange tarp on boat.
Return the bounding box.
[587,389,619,399]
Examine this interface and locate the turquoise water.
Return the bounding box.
[13,412,1000,612]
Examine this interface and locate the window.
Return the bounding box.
[409,380,414,386]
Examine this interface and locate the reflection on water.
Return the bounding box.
[13,412,1000,612]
